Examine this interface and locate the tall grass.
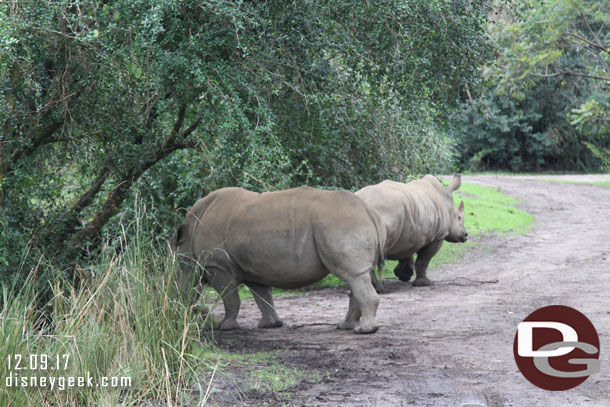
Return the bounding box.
[0,208,215,406]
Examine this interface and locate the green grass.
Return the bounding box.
[237,286,302,301]
[198,348,311,393]
[455,183,534,236]
[461,170,604,176]
[461,170,539,176]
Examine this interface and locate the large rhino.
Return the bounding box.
[172,186,385,334]
[356,175,468,287]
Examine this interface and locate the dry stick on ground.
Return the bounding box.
[436,277,499,286]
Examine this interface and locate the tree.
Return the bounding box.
[452,0,609,171]
[0,0,491,275]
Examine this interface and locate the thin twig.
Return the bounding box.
[437,277,499,286]
[289,322,336,329]
[561,32,608,53]
[530,71,610,81]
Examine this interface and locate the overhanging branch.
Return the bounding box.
[561,32,608,54]
[4,120,63,175]
[530,71,610,82]
[65,114,202,260]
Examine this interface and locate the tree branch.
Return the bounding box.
[575,4,607,54]
[530,71,610,81]
[71,159,113,215]
[31,157,114,251]
[0,119,63,211]
[168,104,187,144]
[572,3,610,73]
[65,114,201,260]
[4,120,63,175]
[561,32,608,53]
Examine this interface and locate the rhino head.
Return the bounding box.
[444,175,468,243]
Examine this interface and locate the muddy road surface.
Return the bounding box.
[208,175,610,406]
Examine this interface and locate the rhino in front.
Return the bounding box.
[356,175,467,287]
[172,186,385,334]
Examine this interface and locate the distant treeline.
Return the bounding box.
[452,0,609,172]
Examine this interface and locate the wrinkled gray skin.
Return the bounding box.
[171,186,385,334]
[356,175,468,289]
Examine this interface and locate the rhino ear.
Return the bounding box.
[174,224,190,246]
[447,174,462,193]
[458,200,464,214]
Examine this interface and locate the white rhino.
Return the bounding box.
[356,175,468,287]
[172,186,385,334]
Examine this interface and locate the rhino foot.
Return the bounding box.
[354,324,379,334]
[393,259,414,282]
[258,318,283,329]
[337,320,359,331]
[412,277,432,287]
[214,318,241,331]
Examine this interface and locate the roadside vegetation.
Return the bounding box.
[452,0,609,172]
[0,211,216,406]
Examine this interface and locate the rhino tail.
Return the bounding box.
[362,201,386,278]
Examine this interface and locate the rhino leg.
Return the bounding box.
[246,283,283,329]
[208,268,242,330]
[393,257,415,282]
[343,271,379,334]
[337,292,362,330]
[370,270,384,293]
[412,240,443,287]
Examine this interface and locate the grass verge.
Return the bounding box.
[198,348,311,394]
[0,208,216,406]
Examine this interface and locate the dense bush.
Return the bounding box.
[0,0,491,276]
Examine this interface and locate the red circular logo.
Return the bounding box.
[513,305,600,391]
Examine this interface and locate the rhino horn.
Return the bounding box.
[447,174,462,193]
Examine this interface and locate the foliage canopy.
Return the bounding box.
[1,0,491,275]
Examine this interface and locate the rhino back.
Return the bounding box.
[357,178,452,259]
[224,187,380,288]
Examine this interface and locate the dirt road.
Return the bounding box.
[210,175,610,407]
